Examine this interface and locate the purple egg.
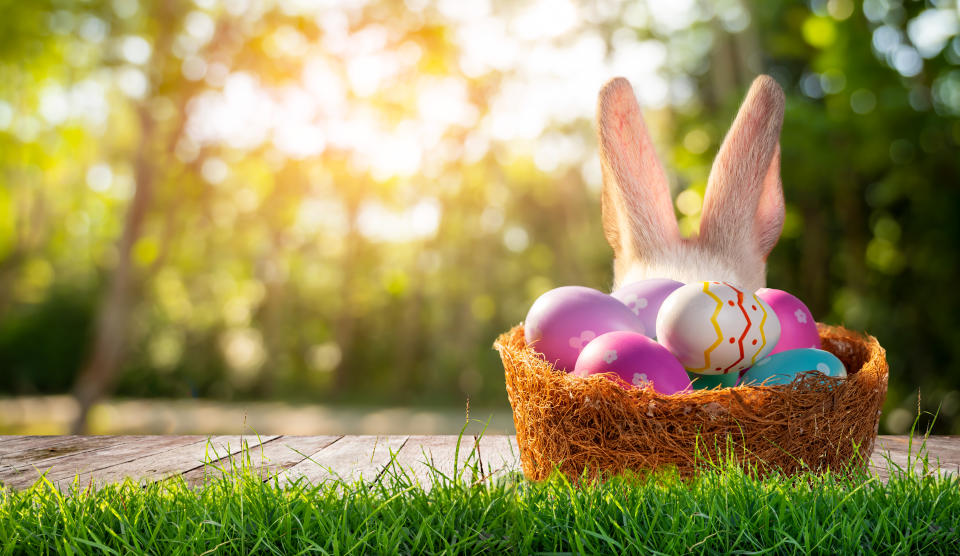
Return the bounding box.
[572,331,691,394]
[611,278,684,338]
[756,288,821,355]
[524,286,646,372]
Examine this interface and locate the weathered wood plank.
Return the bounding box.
[278,435,407,486]
[0,435,143,473]
[387,435,521,489]
[0,436,79,457]
[389,435,474,488]
[879,435,960,464]
[475,434,521,482]
[0,436,28,445]
[0,436,206,490]
[181,435,342,486]
[870,440,958,479]
[76,435,278,488]
[1,434,960,490]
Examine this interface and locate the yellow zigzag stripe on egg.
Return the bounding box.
[751,293,768,364]
[688,282,725,372]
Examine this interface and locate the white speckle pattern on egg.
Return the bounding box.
[622,294,650,315]
[568,330,596,349]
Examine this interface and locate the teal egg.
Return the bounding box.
[687,370,738,390]
[739,348,847,386]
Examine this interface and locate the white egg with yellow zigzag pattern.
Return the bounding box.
[656,281,781,376]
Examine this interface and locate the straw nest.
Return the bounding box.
[495,323,888,481]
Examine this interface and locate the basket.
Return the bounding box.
[495,323,888,481]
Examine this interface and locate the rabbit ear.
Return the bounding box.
[700,75,785,258]
[597,77,679,260]
[755,144,785,258]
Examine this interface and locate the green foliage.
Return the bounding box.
[1,444,959,554]
[0,288,96,394]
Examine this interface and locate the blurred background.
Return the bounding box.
[0,0,958,436]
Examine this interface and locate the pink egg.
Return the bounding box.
[524,286,646,372]
[610,278,684,338]
[573,331,691,394]
[756,288,821,354]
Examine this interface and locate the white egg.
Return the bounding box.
[656,281,781,375]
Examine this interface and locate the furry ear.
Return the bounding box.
[755,144,785,259]
[597,77,679,260]
[700,75,785,258]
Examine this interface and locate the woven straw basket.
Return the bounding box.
[495,323,888,481]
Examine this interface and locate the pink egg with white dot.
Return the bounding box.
[610,278,684,339]
[572,331,691,394]
[755,288,821,355]
[524,286,646,372]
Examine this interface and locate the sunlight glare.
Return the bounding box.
[0,101,12,130]
[512,0,578,40]
[184,11,216,45]
[457,18,518,76]
[437,0,491,22]
[119,35,152,64]
[295,198,348,236]
[367,122,424,180]
[647,0,700,33]
[357,198,441,243]
[417,77,478,127]
[347,54,392,97]
[302,56,346,114]
[907,9,959,59]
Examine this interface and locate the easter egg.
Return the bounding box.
[610,278,684,339]
[573,331,690,394]
[686,370,738,390]
[524,286,646,372]
[756,288,821,354]
[739,348,847,386]
[656,281,781,376]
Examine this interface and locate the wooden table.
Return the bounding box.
[0,435,956,491]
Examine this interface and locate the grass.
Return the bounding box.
[0,433,959,555]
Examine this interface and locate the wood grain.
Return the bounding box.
[879,435,960,464]
[872,438,959,478]
[76,435,278,489]
[388,435,521,489]
[0,436,79,457]
[1,435,959,490]
[0,435,143,474]
[277,435,407,486]
[181,435,341,486]
[0,436,205,490]
[476,434,521,481]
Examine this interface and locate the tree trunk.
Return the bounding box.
[71,106,155,433]
[332,199,362,396]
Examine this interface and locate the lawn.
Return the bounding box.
[1,438,958,555]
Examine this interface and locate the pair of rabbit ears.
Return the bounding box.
[598,75,785,261]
